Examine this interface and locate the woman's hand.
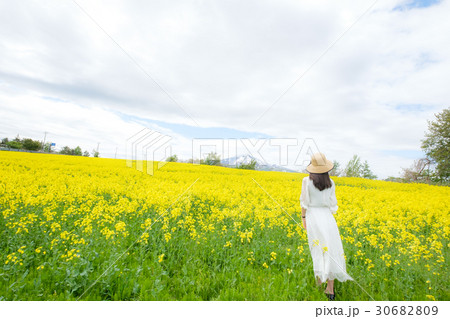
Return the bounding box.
[301,207,307,230]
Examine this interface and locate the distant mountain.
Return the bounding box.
[221,154,298,173]
[221,154,266,166]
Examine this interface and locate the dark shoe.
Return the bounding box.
[325,293,335,301]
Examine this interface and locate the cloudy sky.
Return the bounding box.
[1,0,449,178]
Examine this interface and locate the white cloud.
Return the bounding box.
[1,0,449,178]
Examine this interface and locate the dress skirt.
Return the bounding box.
[305,206,353,282]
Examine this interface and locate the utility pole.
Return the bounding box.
[42,131,48,151]
[95,142,100,157]
[115,147,118,159]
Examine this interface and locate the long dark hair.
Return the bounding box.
[309,172,332,191]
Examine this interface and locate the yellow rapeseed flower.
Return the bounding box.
[270,252,277,260]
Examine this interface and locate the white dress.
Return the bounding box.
[300,176,353,282]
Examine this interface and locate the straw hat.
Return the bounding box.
[306,152,334,174]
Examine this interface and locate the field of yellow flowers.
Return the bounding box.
[0,151,448,300]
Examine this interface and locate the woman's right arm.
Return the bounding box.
[301,207,307,230]
[300,177,309,229]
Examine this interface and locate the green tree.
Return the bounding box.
[329,160,341,176]
[73,146,82,156]
[362,160,377,179]
[202,152,221,166]
[83,150,90,157]
[344,155,363,177]
[92,149,99,158]
[344,155,377,179]
[59,146,73,155]
[6,140,22,149]
[237,159,257,170]
[1,137,9,144]
[22,138,42,151]
[43,143,52,152]
[421,107,450,181]
[166,154,178,162]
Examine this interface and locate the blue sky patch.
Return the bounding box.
[394,0,441,11]
[382,149,425,159]
[118,111,272,139]
[414,52,438,69]
[41,95,69,103]
[394,104,428,113]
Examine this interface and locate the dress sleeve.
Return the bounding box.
[329,180,338,214]
[299,177,310,210]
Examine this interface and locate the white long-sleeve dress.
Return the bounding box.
[300,176,353,282]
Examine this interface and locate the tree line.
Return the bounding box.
[1,135,99,157]
[167,151,377,178]
[328,155,377,179]
[2,107,447,183]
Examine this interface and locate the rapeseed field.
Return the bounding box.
[0,151,448,300]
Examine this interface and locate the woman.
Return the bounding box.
[300,152,352,300]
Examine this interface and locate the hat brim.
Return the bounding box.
[306,160,334,174]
